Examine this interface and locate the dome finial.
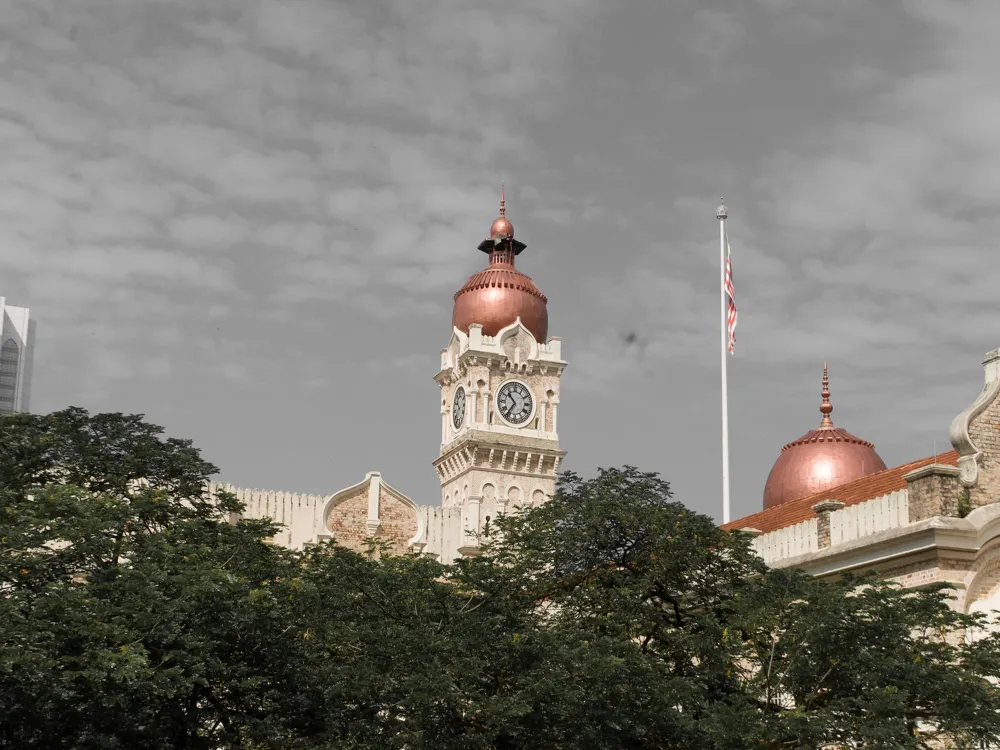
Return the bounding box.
[819,361,834,426]
[489,185,514,241]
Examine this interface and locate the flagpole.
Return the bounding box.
[717,199,731,524]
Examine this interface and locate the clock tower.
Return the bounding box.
[433,190,567,539]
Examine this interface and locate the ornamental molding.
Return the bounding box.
[949,348,1000,488]
[450,320,565,366]
[322,471,424,549]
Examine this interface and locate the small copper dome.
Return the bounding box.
[490,215,514,240]
[762,363,886,510]
[452,189,548,342]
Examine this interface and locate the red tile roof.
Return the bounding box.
[722,450,959,535]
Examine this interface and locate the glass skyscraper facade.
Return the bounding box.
[0,297,35,417]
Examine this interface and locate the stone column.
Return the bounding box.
[458,495,482,558]
[812,500,845,549]
[467,389,478,429]
[481,388,492,425]
[549,396,559,436]
[904,464,963,522]
[365,472,382,537]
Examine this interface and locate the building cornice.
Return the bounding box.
[769,503,1000,579]
[949,347,1000,488]
[435,430,566,462]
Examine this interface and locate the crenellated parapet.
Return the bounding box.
[210,473,463,559]
[438,320,564,377]
[208,482,328,550]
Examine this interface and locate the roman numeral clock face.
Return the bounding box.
[496,380,534,426]
[452,386,466,429]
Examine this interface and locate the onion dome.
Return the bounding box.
[762,363,887,510]
[452,187,548,342]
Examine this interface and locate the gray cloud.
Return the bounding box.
[3,0,999,523]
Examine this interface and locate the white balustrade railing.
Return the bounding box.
[752,518,818,565]
[749,489,911,566]
[829,490,908,546]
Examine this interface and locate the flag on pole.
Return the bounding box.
[725,239,737,354]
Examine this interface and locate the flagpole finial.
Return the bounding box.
[716,198,728,220]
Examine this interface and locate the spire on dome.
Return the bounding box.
[489,185,514,241]
[480,183,524,254]
[819,361,834,427]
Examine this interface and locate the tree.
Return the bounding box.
[290,541,690,749]
[0,410,690,749]
[470,466,1000,749]
[0,409,310,749]
[4,411,1000,749]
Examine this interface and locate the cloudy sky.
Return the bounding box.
[2,0,999,521]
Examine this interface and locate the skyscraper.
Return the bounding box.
[0,297,35,416]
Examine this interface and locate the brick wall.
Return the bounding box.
[966,381,1000,508]
[374,487,419,555]
[881,555,970,614]
[883,558,943,589]
[812,500,843,549]
[324,486,418,557]
[906,466,964,522]
[324,488,369,553]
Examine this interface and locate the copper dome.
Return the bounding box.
[452,190,549,342]
[762,363,886,510]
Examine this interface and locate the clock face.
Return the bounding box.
[452,386,466,429]
[496,380,534,426]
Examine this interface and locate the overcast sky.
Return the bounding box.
[2,0,999,522]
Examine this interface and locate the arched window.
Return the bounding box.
[0,338,20,416]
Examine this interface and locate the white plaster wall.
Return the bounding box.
[209,482,327,551]
[966,593,1000,644]
[419,506,466,564]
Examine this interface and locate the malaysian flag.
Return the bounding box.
[725,238,737,354]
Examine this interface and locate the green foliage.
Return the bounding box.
[958,489,972,518]
[2,413,1000,749]
[469,467,1000,748]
